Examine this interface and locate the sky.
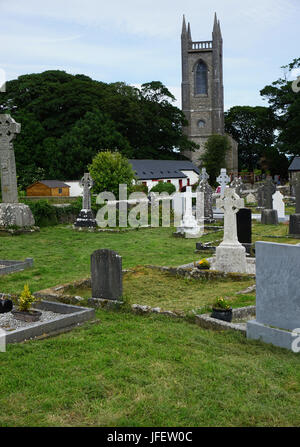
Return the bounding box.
[1,0,300,110]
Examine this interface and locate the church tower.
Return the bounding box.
[181,13,238,173]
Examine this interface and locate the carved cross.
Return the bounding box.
[0,114,20,203]
[200,167,209,182]
[216,168,230,196]
[216,187,244,245]
[80,172,94,210]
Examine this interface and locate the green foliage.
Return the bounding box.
[201,135,231,185]
[88,151,135,198]
[0,71,197,185]
[260,58,300,159]
[225,105,279,172]
[132,184,149,194]
[23,199,82,227]
[18,283,37,312]
[194,258,210,270]
[150,182,176,195]
[212,297,231,310]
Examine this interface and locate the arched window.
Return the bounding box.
[195,61,208,95]
[198,119,206,128]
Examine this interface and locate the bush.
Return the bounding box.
[18,284,38,312]
[150,182,176,195]
[25,200,58,227]
[132,184,148,195]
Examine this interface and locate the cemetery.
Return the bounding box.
[1,2,300,430]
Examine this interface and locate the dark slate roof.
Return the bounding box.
[288,157,300,171]
[39,180,70,188]
[128,159,200,180]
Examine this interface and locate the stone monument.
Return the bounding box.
[91,249,122,301]
[197,170,213,222]
[0,114,35,227]
[247,242,300,351]
[289,173,300,237]
[74,172,97,228]
[261,177,278,225]
[216,168,230,196]
[272,190,285,220]
[176,186,203,238]
[210,188,248,273]
[230,176,245,197]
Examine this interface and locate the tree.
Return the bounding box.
[88,151,135,198]
[225,106,278,171]
[201,135,231,185]
[260,58,300,156]
[0,71,197,184]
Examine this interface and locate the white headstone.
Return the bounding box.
[272,191,285,219]
[176,186,203,238]
[246,193,256,204]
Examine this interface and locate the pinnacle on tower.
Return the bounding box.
[182,14,187,36]
[187,22,192,41]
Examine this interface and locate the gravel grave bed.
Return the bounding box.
[0,309,61,332]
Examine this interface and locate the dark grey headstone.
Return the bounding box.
[289,214,300,238]
[91,249,122,300]
[237,208,252,244]
[264,178,276,209]
[261,209,278,225]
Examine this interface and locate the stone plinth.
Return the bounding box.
[0,203,35,227]
[289,214,300,238]
[261,209,278,225]
[74,209,97,228]
[247,242,300,351]
[212,244,247,274]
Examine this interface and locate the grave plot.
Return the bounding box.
[0,299,95,344]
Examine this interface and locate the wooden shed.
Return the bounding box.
[26,180,70,197]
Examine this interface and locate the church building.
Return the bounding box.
[181,13,238,174]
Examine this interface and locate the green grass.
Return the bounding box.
[1,223,300,427]
[65,266,255,313]
[0,310,300,427]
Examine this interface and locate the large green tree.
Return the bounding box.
[260,58,300,156]
[201,135,231,185]
[0,72,196,186]
[224,105,278,171]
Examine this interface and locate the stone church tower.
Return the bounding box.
[181,13,238,174]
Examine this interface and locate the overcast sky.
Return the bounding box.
[1,0,300,110]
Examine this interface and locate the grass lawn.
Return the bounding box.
[0,223,300,427]
[0,310,300,427]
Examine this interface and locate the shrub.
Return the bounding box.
[212,297,231,310]
[150,182,176,195]
[18,284,38,312]
[132,184,148,195]
[25,200,58,226]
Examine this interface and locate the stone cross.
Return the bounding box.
[216,168,230,196]
[216,187,244,245]
[200,167,209,182]
[182,186,196,217]
[80,172,93,210]
[230,176,244,197]
[0,114,20,203]
[197,178,213,219]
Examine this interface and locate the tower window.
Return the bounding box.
[195,61,208,95]
[198,120,206,128]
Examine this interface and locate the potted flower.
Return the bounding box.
[11,284,41,322]
[194,259,210,270]
[211,297,232,322]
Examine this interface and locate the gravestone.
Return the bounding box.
[216,168,230,196]
[230,176,245,197]
[237,208,252,253]
[176,186,203,238]
[256,185,264,208]
[261,177,278,225]
[247,242,300,351]
[74,173,97,228]
[196,172,213,221]
[272,191,285,219]
[210,188,247,273]
[91,249,122,301]
[0,114,35,227]
[245,193,256,204]
[289,173,300,237]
